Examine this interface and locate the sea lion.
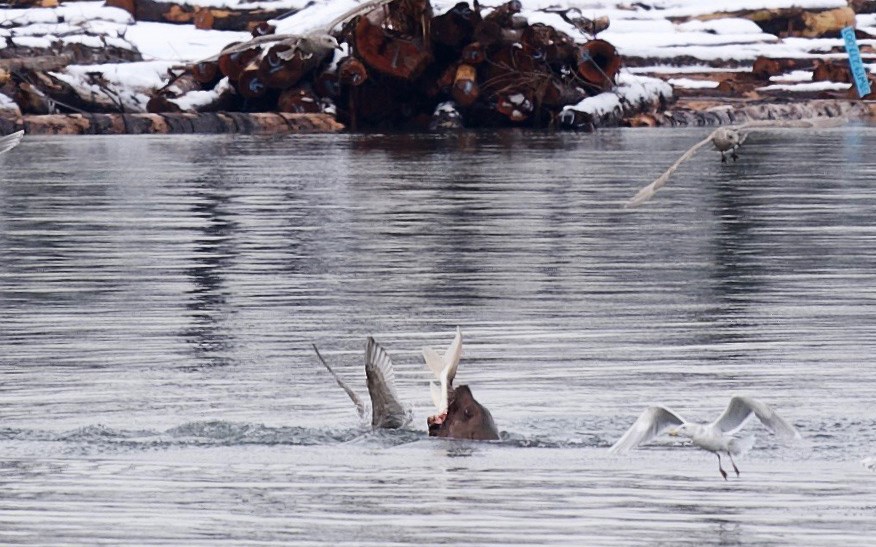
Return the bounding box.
[312,336,412,429]
[427,384,499,441]
[423,328,500,441]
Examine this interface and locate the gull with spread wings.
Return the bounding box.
[609,395,801,479]
[625,118,843,208]
[312,336,412,429]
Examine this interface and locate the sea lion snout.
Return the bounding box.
[428,385,500,441]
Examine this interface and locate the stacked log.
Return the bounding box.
[144,0,622,130]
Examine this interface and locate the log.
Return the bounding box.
[18,70,125,113]
[354,12,432,80]
[496,92,533,122]
[431,1,479,54]
[751,56,803,79]
[338,57,368,87]
[258,44,328,90]
[14,81,55,115]
[252,22,276,38]
[105,0,296,32]
[577,39,620,90]
[19,113,343,135]
[522,24,577,67]
[461,42,486,64]
[313,70,341,98]
[812,60,852,83]
[277,86,321,113]
[0,54,75,72]
[451,63,478,107]
[191,61,220,85]
[483,0,521,28]
[693,7,855,39]
[237,60,268,99]
[218,47,262,82]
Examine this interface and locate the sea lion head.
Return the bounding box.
[428,385,499,441]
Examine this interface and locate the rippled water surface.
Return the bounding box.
[2,127,875,545]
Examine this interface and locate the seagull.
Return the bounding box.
[624,118,844,208]
[200,32,340,63]
[609,395,801,480]
[422,327,463,424]
[0,130,23,155]
[197,0,394,64]
[312,336,412,429]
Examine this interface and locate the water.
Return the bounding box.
[1,127,875,545]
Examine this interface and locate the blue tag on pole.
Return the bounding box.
[841,26,871,98]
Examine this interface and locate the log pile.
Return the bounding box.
[148,0,624,130]
[105,0,294,32]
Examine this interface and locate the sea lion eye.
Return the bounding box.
[464,407,472,419]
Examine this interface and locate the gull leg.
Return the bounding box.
[731,148,739,162]
[720,151,727,164]
[716,453,728,480]
[727,452,740,477]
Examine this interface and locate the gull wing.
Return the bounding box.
[422,327,463,413]
[625,130,718,208]
[312,343,366,420]
[442,327,463,385]
[711,395,801,440]
[609,405,686,454]
[624,118,844,208]
[0,130,23,155]
[365,337,409,429]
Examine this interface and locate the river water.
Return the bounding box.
[1,127,875,545]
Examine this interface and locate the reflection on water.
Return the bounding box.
[1,127,876,544]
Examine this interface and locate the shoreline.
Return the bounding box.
[3,98,871,135]
[2,1,876,135]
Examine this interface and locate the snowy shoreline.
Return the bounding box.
[1,0,873,134]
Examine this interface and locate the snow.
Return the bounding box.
[668,77,720,89]
[562,72,673,119]
[173,78,234,111]
[272,0,376,34]
[50,61,179,112]
[770,70,816,82]
[676,18,764,35]
[758,80,851,91]
[125,22,249,62]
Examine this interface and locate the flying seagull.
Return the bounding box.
[609,395,801,480]
[0,130,23,155]
[625,118,843,208]
[312,336,412,429]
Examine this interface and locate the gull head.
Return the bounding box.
[668,423,697,438]
[712,128,741,152]
[316,34,342,51]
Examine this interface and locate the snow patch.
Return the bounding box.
[668,77,720,89]
[759,81,851,92]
